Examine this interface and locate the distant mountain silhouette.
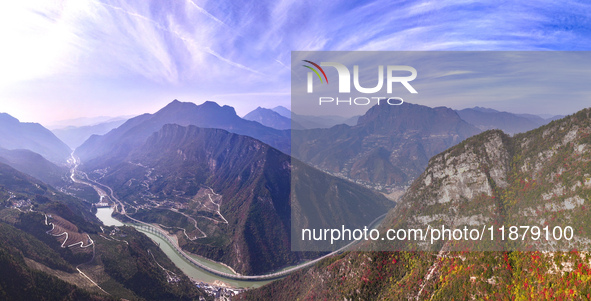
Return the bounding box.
[271,106,291,118]
[456,107,558,135]
[52,118,127,149]
[244,107,293,130]
[0,148,68,187]
[269,106,358,129]
[75,100,290,169]
[292,113,359,129]
[0,113,71,164]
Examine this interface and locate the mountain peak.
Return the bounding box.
[157,100,236,117]
[244,107,291,130]
[201,100,221,108]
[470,106,499,113]
[0,112,20,124]
[197,101,237,116]
[158,99,195,112]
[271,106,291,118]
[167,99,183,107]
[251,106,270,113]
[357,102,466,131]
[76,99,291,166]
[0,113,71,164]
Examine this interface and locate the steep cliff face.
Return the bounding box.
[242,108,591,300]
[380,130,513,251]
[383,108,591,252]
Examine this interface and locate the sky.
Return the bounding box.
[1,0,591,126]
[292,51,591,117]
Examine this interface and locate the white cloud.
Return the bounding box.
[1,0,591,124]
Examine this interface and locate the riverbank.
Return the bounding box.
[74,153,386,288]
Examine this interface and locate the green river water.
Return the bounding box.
[95,207,272,288]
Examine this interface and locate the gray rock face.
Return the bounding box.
[388,131,510,243]
[380,108,591,252]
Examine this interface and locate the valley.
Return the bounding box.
[73,117,392,275]
[241,108,591,300]
[1,99,587,300]
[72,151,388,289]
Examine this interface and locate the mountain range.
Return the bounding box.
[243,106,294,130]
[0,161,210,300]
[0,113,71,164]
[1,98,585,299]
[75,100,291,170]
[291,102,481,192]
[89,123,392,274]
[242,107,591,300]
[52,118,128,149]
[244,106,359,130]
[45,115,132,129]
[379,107,590,252]
[456,106,564,135]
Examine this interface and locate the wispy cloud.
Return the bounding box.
[185,0,227,27]
[1,0,591,123]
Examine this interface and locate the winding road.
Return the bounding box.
[69,153,387,281]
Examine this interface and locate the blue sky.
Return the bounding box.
[1,0,591,125]
[292,51,591,118]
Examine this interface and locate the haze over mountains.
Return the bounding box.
[0,98,584,299]
[0,148,68,187]
[245,107,591,300]
[0,113,71,164]
[75,100,291,169]
[291,103,481,191]
[245,105,359,130]
[456,106,563,135]
[45,115,132,129]
[271,106,291,118]
[82,123,391,274]
[243,107,293,130]
[52,117,128,149]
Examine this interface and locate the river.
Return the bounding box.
[93,206,272,288]
[137,230,273,288]
[95,207,123,227]
[78,153,384,288]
